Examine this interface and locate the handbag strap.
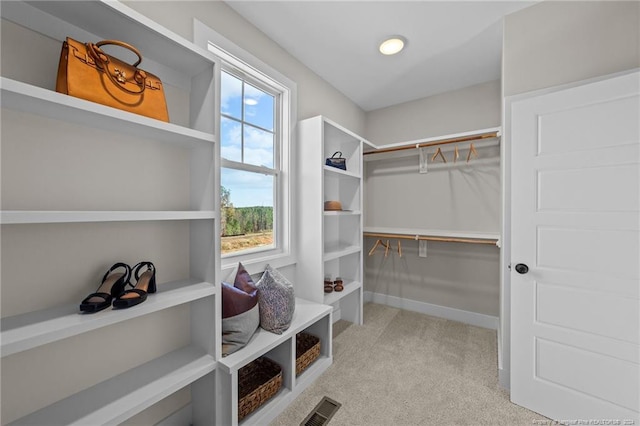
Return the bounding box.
[86,41,147,95]
[331,151,343,158]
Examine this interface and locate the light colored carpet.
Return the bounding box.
[271,303,545,426]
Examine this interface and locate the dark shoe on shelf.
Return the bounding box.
[324,277,334,293]
[113,261,156,309]
[80,262,132,313]
[334,277,344,292]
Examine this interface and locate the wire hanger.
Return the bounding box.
[453,145,459,163]
[431,147,447,163]
[466,143,478,163]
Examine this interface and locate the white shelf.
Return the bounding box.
[363,226,500,242]
[1,280,215,357]
[2,1,216,78]
[0,210,216,225]
[323,165,360,179]
[363,126,502,160]
[323,244,361,262]
[295,356,332,387]
[9,345,215,426]
[239,387,291,426]
[0,78,215,148]
[219,298,332,373]
[324,279,361,305]
[323,210,361,216]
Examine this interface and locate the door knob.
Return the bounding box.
[515,263,529,274]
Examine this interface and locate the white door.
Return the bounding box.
[510,71,640,422]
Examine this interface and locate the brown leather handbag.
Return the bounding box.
[56,37,169,122]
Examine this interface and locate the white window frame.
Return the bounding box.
[194,20,297,276]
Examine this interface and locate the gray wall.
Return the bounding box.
[503,1,640,97]
[365,80,501,146]
[363,81,502,317]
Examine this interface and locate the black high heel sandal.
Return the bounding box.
[113,261,156,309]
[80,263,132,313]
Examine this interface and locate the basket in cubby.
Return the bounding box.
[296,332,321,376]
[238,357,282,420]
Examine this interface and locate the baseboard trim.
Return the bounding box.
[363,291,499,330]
[498,367,510,390]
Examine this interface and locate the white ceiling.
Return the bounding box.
[226,1,536,111]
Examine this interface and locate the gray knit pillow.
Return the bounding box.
[256,264,295,334]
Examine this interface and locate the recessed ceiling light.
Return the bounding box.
[244,98,258,106]
[379,36,406,55]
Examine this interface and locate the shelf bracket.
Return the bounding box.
[418,145,428,174]
[419,240,428,258]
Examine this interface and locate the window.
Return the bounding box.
[195,21,296,270]
[220,70,278,256]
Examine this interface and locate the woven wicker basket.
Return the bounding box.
[296,333,321,376]
[238,357,282,420]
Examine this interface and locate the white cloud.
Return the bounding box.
[244,126,273,149]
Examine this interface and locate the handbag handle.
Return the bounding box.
[86,40,147,95]
[331,151,343,158]
[95,40,143,67]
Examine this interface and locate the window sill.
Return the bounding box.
[220,250,297,279]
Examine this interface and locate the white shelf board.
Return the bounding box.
[219,298,332,373]
[324,280,361,305]
[364,137,501,163]
[7,1,216,77]
[1,78,215,147]
[323,244,361,262]
[1,280,215,357]
[1,210,216,224]
[364,126,501,153]
[323,210,361,217]
[9,345,215,426]
[363,226,500,242]
[323,165,360,179]
[295,356,332,389]
[239,387,292,426]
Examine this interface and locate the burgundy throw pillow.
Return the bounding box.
[221,282,258,319]
[234,262,257,293]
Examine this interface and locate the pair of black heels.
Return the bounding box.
[79,261,156,313]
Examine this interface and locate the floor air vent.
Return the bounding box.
[301,396,341,426]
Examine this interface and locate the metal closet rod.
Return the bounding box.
[363,232,499,246]
[363,131,499,156]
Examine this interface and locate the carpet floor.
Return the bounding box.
[271,303,545,426]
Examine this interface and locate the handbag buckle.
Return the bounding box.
[114,68,127,83]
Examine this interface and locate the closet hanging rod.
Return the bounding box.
[363,232,499,246]
[363,131,499,156]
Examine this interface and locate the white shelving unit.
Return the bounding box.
[297,116,370,324]
[217,299,332,426]
[1,1,219,424]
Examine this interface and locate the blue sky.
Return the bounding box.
[220,72,275,208]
